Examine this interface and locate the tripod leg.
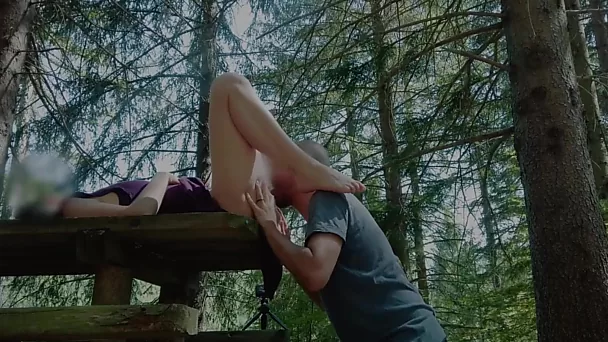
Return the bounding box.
[261,313,268,330]
[242,312,262,331]
[268,311,288,330]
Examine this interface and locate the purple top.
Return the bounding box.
[73,177,224,214]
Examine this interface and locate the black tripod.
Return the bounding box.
[241,284,288,331]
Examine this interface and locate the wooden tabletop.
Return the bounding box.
[0,212,263,285]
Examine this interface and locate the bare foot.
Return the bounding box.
[294,164,366,194]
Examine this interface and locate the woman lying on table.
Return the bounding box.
[43,72,365,222]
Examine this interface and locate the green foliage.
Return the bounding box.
[271,275,338,342]
[2,276,93,308]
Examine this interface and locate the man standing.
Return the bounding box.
[246,141,447,342]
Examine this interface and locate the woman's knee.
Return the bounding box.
[211,72,251,94]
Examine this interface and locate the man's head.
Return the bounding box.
[272,139,330,208]
[295,140,331,167]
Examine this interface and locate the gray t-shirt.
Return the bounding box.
[305,191,447,342]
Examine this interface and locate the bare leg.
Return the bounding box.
[208,73,365,216]
[208,75,266,217]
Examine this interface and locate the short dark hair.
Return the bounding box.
[296,140,330,166]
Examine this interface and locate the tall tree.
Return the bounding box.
[369,0,409,271]
[501,1,608,341]
[565,0,608,197]
[191,0,219,328]
[475,141,502,289]
[407,158,428,300]
[194,0,218,179]
[589,0,608,117]
[0,0,35,201]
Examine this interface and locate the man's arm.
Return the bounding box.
[259,221,343,293]
[260,191,349,294]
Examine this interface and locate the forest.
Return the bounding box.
[2,0,608,341]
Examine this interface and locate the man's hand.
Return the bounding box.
[276,206,290,237]
[246,181,279,229]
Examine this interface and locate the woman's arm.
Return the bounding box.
[62,172,178,218]
[126,172,177,215]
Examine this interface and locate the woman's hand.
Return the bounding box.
[157,172,180,185]
[246,181,290,236]
[246,181,278,229]
[167,173,180,185]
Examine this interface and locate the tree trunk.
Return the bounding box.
[195,0,217,179]
[566,0,608,198]
[192,0,218,330]
[475,143,501,289]
[407,160,428,301]
[589,0,608,117]
[0,65,29,218]
[346,114,363,201]
[501,1,608,341]
[369,0,409,272]
[0,0,34,206]
[2,117,26,219]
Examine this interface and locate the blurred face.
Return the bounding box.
[271,167,296,208]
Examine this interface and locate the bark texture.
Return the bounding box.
[476,143,501,289]
[589,0,608,117]
[501,1,608,341]
[370,0,409,271]
[187,0,218,330]
[0,0,34,202]
[347,113,363,201]
[565,0,608,198]
[408,161,428,301]
[194,0,217,179]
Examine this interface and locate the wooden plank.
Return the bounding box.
[80,229,133,307]
[157,271,206,342]
[91,266,134,342]
[188,330,288,342]
[0,304,199,341]
[91,265,133,305]
[76,229,181,286]
[158,272,202,305]
[0,249,261,276]
[0,212,253,242]
[0,213,263,278]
